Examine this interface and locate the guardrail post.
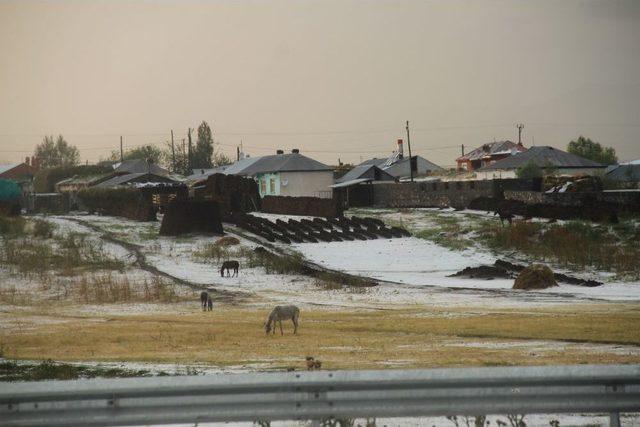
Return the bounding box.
[610,412,620,427]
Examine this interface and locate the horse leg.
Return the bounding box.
[279,320,283,336]
[292,317,298,334]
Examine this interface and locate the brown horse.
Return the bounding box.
[220,260,239,277]
[199,291,208,311]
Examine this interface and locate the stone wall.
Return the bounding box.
[371,179,537,209]
[261,195,343,218]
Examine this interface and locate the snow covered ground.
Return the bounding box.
[293,237,640,302]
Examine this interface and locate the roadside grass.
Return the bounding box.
[2,305,639,369]
[0,359,154,382]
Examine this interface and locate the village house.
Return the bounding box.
[0,157,38,197]
[476,146,606,179]
[456,140,527,172]
[188,150,334,198]
[357,139,442,179]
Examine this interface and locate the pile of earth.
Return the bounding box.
[513,264,557,290]
[449,259,602,287]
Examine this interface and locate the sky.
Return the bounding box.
[1,0,639,167]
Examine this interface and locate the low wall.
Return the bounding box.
[372,179,538,209]
[503,190,640,220]
[261,195,343,218]
[78,188,155,221]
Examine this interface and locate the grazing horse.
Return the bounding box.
[220,260,239,277]
[264,305,300,336]
[199,291,208,311]
[494,209,514,226]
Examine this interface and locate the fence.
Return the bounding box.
[1,364,639,427]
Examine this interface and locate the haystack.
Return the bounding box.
[513,264,558,290]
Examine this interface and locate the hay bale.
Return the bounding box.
[214,236,240,246]
[513,264,558,290]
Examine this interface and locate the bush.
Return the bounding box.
[516,161,543,179]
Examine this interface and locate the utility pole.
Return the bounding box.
[120,136,123,162]
[187,127,192,172]
[170,130,176,173]
[461,144,465,156]
[517,123,524,144]
[405,120,414,182]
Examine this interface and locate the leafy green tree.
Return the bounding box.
[516,160,543,179]
[34,135,80,168]
[567,136,617,165]
[193,121,214,169]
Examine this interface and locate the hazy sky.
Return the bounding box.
[1,0,639,166]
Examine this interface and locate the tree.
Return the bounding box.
[110,144,165,165]
[34,135,80,168]
[193,121,214,169]
[567,136,617,165]
[516,160,543,179]
[213,151,232,167]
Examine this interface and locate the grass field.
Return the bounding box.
[2,304,639,370]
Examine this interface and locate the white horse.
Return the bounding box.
[264,305,300,335]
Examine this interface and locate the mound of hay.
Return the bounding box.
[513,264,558,290]
[214,236,240,246]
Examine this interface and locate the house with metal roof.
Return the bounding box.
[187,149,334,198]
[112,159,170,176]
[605,161,640,184]
[96,172,180,188]
[331,164,396,189]
[477,146,606,179]
[456,140,527,172]
[356,139,443,179]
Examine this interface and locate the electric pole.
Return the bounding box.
[187,127,192,172]
[517,123,524,144]
[170,130,176,173]
[120,136,123,162]
[405,120,414,182]
[461,144,465,156]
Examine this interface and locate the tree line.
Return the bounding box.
[32,121,231,175]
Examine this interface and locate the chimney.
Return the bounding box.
[292,149,300,154]
[397,139,404,158]
[276,149,284,155]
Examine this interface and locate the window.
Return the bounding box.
[260,178,266,194]
[270,177,276,194]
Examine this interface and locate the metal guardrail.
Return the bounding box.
[1,365,639,427]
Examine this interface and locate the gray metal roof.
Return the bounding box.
[96,173,178,188]
[605,164,640,181]
[479,146,604,170]
[336,164,396,184]
[456,140,524,162]
[238,153,332,175]
[113,159,169,176]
